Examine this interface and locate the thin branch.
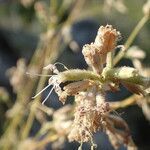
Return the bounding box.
[114,15,149,65]
[106,51,114,68]
[110,95,141,110]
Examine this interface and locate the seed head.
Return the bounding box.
[82,44,106,74]
[82,25,120,74]
[94,25,121,54]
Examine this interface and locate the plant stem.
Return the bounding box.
[35,134,58,149]
[103,67,149,86]
[106,51,113,68]
[21,101,39,139]
[110,95,141,109]
[114,15,149,65]
[20,0,86,140]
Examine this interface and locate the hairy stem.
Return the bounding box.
[35,134,58,149]
[103,67,150,86]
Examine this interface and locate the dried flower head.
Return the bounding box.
[31,24,150,149]
[94,25,120,53]
[68,88,110,143]
[82,25,120,74]
[7,59,26,93]
[82,43,106,74]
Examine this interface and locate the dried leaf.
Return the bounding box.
[106,115,137,150]
[122,81,145,95]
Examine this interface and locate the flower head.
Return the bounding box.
[31,25,145,149]
[94,25,120,53]
[82,25,120,74]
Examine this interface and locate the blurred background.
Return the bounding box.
[0,0,150,150]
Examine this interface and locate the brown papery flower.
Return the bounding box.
[82,25,120,74]
[94,25,120,54]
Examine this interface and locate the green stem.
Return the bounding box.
[114,15,149,65]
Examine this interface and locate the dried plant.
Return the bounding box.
[0,0,150,150]
[31,24,149,150]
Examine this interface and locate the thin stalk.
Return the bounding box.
[21,50,54,139]
[110,95,141,109]
[106,51,113,68]
[37,104,54,115]
[21,0,87,140]
[35,134,58,149]
[0,112,23,150]
[114,15,149,65]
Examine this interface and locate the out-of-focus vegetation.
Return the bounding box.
[0,0,150,150]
